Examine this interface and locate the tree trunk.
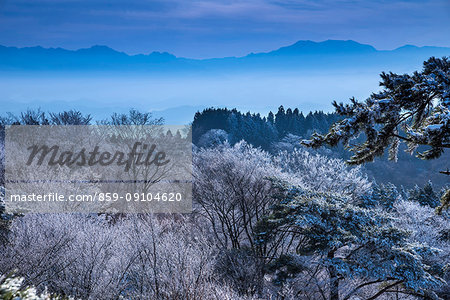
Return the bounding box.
[328,250,339,300]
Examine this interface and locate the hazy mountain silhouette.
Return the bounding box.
[1,40,449,72]
[255,40,377,56]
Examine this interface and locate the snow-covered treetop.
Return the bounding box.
[255,180,446,297]
[302,56,449,163]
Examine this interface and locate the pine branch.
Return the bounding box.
[439,170,450,176]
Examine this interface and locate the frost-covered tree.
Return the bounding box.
[0,186,11,246]
[193,142,372,252]
[194,142,376,297]
[255,180,445,300]
[0,214,246,300]
[303,57,449,162]
[0,274,68,300]
[276,148,371,199]
[271,133,303,152]
[392,200,450,299]
[122,215,221,300]
[302,56,450,209]
[197,129,229,148]
[193,142,288,252]
[358,183,401,211]
[408,181,441,208]
[0,214,131,299]
[213,247,264,296]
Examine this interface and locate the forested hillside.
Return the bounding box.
[0,57,449,300]
[0,106,449,300]
[192,107,341,149]
[192,106,449,189]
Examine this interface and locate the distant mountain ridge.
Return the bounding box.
[1,40,449,72]
[258,40,377,56]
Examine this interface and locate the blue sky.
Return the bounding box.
[0,0,449,58]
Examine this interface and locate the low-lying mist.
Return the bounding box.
[0,70,381,123]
